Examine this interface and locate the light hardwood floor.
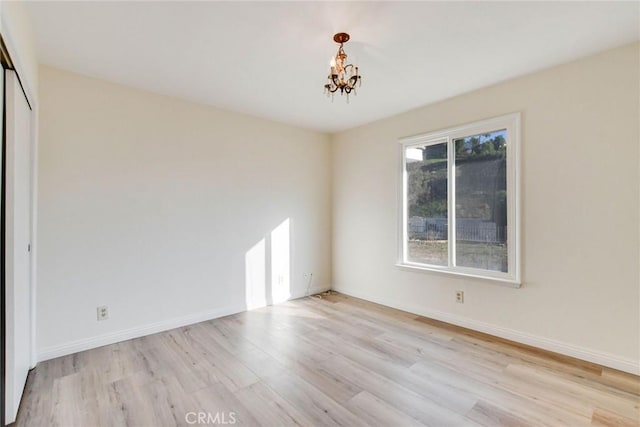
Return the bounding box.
[14,293,640,426]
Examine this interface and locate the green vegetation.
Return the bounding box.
[455,132,506,162]
[407,131,507,223]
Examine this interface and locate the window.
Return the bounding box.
[398,113,520,285]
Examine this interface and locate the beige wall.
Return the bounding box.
[332,43,640,373]
[37,66,332,358]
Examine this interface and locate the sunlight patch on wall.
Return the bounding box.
[244,218,291,310]
[271,218,291,304]
[245,238,267,310]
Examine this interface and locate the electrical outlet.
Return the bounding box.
[97,306,109,321]
[455,291,464,303]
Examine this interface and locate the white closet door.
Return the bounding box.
[5,70,33,425]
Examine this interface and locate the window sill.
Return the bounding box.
[395,262,521,288]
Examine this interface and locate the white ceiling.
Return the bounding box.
[28,1,639,133]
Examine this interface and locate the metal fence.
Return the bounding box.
[408,217,506,243]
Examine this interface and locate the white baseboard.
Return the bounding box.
[38,285,331,362]
[333,286,640,376]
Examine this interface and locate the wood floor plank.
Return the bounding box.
[150,332,218,393]
[138,374,197,427]
[233,381,315,426]
[177,325,260,392]
[260,372,368,427]
[591,407,640,427]
[466,400,533,427]
[345,391,425,427]
[103,374,163,427]
[599,368,640,397]
[190,382,261,426]
[50,372,91,427]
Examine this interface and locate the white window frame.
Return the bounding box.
[397,113,521,286]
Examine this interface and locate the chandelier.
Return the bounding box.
[324,33,362,101]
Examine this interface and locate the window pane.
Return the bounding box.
[454,130,508,272]
[406,142,448,266]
